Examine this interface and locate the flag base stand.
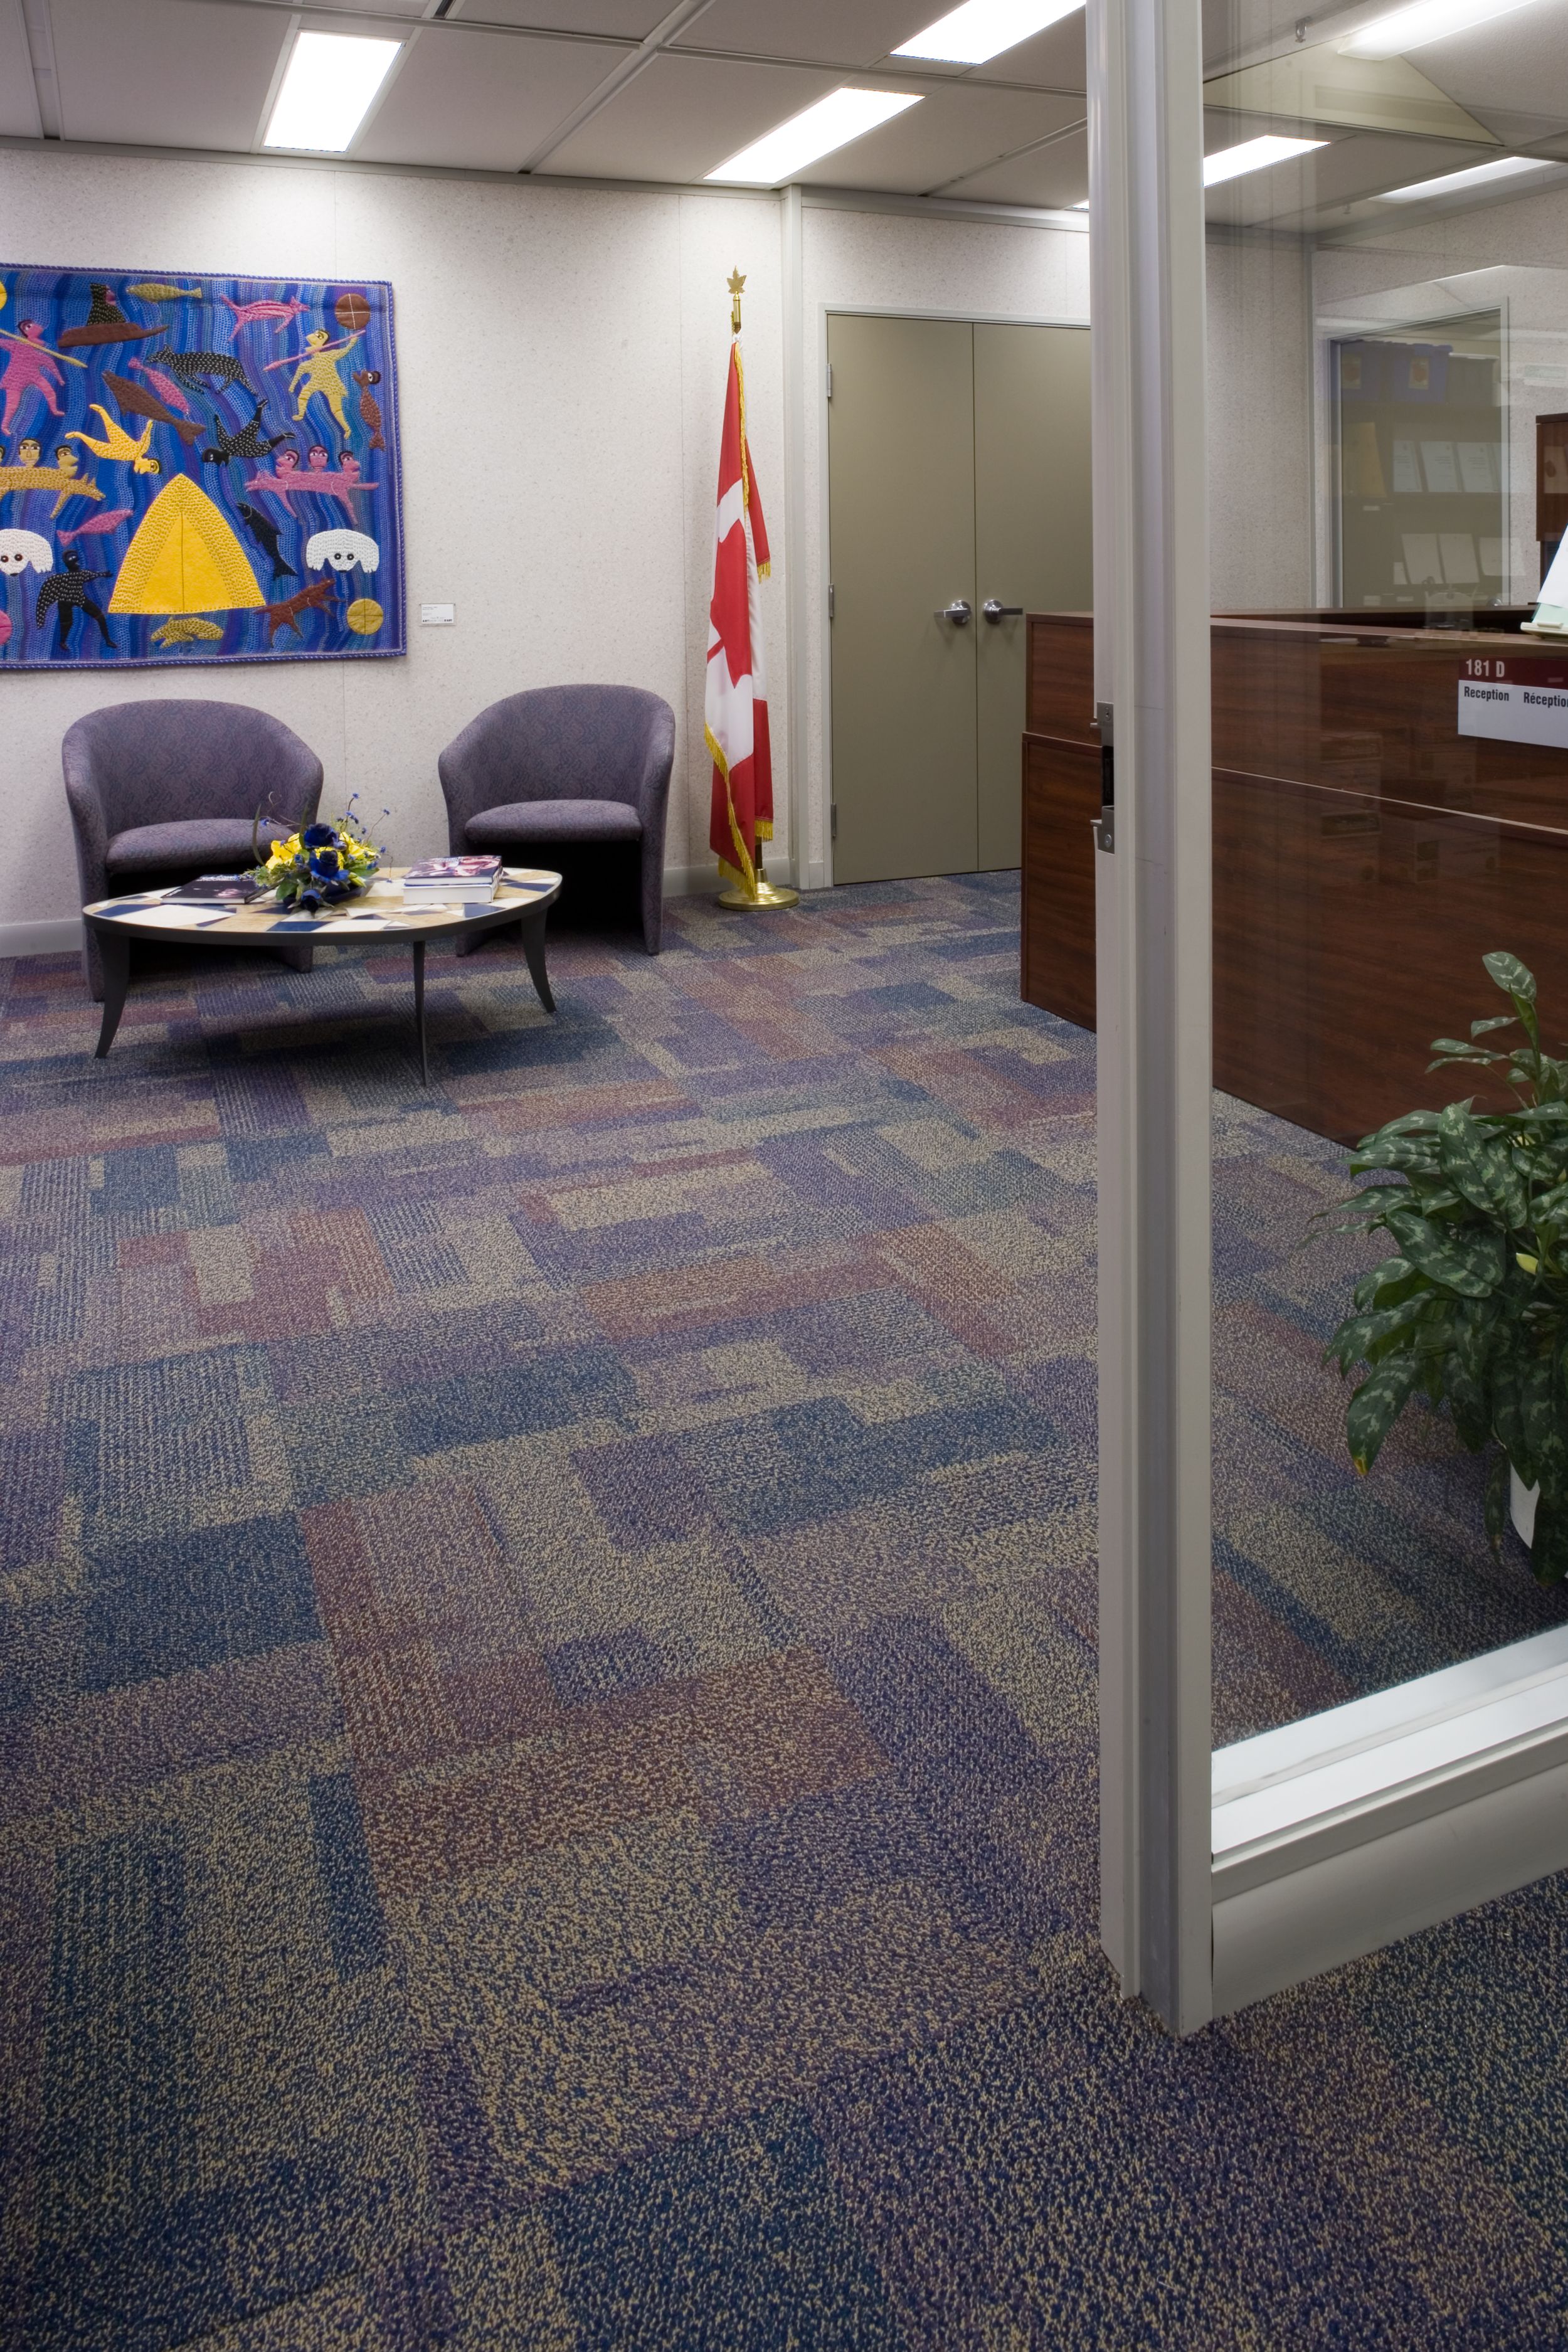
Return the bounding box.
[716,860,799,912]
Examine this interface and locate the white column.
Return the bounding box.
[1089,0,1214,2033]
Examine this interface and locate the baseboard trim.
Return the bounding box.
[662,857,802,900]
[0,916,83,960]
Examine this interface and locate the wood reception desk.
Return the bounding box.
[1022,610,1568,1145]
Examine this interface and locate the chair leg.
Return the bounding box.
[274,943,315,974]
[641,845,662,955]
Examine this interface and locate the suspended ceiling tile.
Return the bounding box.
[448,0,669,28]
[0,0,41,139]
[538,51,839,182]
[945,127,1088,208]
[301,0,430,16]
[1204,43,1498,146]
[797,83,1082,194]
[672,0,937,69]
[945,13,1088,93]
[358,29,625,170]
[1203,129,1503,228]
[49,0,285,149]
[1414,12,1568,147]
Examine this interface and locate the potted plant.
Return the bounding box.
[1325,951,1568,1583]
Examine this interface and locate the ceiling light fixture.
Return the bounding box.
[1340,0,1540,58]
[263,30,403,154]
[706,88,923,184]
[1204,134,1326,185]
[894,0,1084,65]
[1379,153,1557,199]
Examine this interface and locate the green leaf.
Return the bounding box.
[1472,1014,1518,1038]
[1483,951,1541,1053]
[1346,1356,1422,1475]
[1384,1205,1505,1297]
[1434,1102,1529,1229]
[1485,950,1537,1004]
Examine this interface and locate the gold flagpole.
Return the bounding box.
[714,267,798,913]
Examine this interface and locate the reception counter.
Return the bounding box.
[1022,610,1568,1144]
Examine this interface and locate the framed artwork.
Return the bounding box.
[0,265,402,670]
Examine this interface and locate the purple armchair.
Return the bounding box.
[437,686,675,955]
[63,699,323,1000]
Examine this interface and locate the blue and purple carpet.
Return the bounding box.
[3,872,1568,2348]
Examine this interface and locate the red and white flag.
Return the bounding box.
[706,339,773,894]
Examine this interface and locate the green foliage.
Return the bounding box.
[1323,955,1568,1584]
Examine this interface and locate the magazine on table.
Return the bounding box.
[401,855,502,902]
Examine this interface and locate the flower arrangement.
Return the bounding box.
[252,796,381,910]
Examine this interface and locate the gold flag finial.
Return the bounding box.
[728,268,745,334]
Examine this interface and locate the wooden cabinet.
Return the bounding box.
[1022,611,1568,1145]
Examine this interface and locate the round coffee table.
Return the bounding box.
[82,866,563,1083]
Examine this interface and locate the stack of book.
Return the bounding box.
[401,855,502,904]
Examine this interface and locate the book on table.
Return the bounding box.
[401,855,502,903]
[168,874,265,903]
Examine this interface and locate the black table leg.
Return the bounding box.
[411,938,428,1084]
[94,929,131,1058]
[519,908,556,1014]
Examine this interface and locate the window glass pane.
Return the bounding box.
[1203,6,1568,1747]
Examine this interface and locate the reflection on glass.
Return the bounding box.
[1203,9,1568,1744]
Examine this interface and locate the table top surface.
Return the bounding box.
[83,867,563,944]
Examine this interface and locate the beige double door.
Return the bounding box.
[827,313,1092,884]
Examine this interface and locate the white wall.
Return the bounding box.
[0,146,787,946]
[1205,231,1315,614]
[0,147,1102,947]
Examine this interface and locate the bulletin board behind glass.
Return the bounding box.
[1333,310,1503,614]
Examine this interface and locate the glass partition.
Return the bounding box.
[1202,20,1568,1751]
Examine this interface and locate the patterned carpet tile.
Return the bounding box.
[4,874,1568,2348]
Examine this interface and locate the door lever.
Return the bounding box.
[982,600,1024,623]
[935,600,973,625]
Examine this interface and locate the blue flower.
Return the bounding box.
[301,823,337,848]
[312,847,341,876]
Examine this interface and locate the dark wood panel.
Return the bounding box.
[1021,732,1099,1029]
[1027,612,1095,741]
[1023,609,1568,1143]
[1214,771,1562,1143]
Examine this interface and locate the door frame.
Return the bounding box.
[814,301,1091,892]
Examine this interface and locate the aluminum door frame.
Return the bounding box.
[813,297,1090,894]
[1089,0,1216,2033]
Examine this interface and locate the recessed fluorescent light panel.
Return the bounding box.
[894,0,1084,65]
[1204,134,1326,185]
[706,89,922,184]
[1379,153,1557,200]
[1340,0,1539,59]
[263,31,403,154]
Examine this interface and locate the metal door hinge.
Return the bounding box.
[828,583,835,620]
[830,802,838,841]
[825,363,834,399]
[1094,699,1115,852]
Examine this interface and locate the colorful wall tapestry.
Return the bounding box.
[0,266,402,670]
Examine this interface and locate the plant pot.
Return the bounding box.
[1511,1463,1539,1547]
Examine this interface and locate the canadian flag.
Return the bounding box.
[706,340,773,893]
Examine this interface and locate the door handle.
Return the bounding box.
[935,600,973,625]
[982,600,1024,623]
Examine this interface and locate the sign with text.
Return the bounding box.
[1458,660,1568,749]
